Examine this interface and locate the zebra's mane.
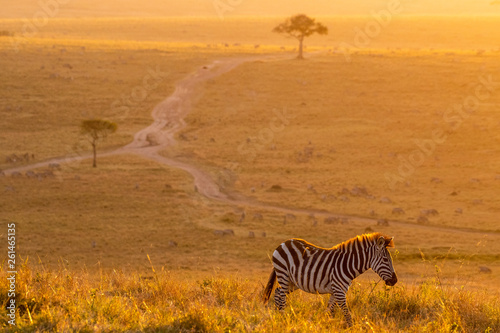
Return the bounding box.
[334,232,395,250]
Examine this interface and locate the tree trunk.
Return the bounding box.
[297,37,304,59]
[92,142,97,168]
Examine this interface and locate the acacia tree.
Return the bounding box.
[273,14,328,59]
[80,119,117,168]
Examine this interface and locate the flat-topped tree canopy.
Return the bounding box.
[80,119,117,168]
[273,14,328,59]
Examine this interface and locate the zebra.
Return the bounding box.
[263,232,397,327]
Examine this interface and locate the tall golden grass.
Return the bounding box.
[1,258,498,332]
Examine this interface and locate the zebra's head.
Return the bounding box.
[371,235,398,286]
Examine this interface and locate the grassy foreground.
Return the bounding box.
[1,261,499,332]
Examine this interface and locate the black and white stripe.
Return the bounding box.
[263,232,397,327]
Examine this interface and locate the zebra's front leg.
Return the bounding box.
[328,293,353,327]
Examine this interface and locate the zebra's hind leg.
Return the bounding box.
[274,287,287,310]
[274,275,294,310]
[328,293,353,327]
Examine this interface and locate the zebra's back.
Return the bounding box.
[273,238,338,294]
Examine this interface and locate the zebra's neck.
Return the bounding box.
[333,239,374,280]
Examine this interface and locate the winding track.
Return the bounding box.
[3,54,500,238]
[4,56,251,199]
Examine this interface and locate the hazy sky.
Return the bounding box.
[2,0,499,18]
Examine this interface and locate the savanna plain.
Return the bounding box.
[1,15,500,332]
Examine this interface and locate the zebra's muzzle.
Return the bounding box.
[385,273,398,286]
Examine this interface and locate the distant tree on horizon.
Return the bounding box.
[80,119,117,168]
[273,14,328,59]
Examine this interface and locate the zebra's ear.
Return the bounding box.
[385,237,395,248]
[376,236,386,249]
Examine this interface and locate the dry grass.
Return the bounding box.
[2,151,500,278]
[0,260,499,332]
[177,53,500,232]
[0,37,231,163]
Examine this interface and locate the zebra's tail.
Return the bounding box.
[263,268,277,305]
